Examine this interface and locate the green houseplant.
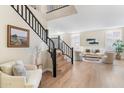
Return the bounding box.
[113,40,124,60]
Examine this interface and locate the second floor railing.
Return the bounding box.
[47,5,69,13]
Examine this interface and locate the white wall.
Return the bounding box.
[61,28,124,52]
[61,30,105,49]
[80,30,105,49]
[62,33,71,46]
[29,5,47,28]
[0,5,48,64]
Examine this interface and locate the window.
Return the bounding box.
[105,29,122,51]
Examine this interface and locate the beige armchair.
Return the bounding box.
[0,61,42,88]
[102,52,115,64]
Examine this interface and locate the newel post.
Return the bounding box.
[46,29,48,44]
[58,35,60,49]
[53,48,57,77]
[71,47,74,64]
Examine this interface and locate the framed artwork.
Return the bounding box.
[7,25,30,48]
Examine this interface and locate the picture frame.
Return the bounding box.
[7,25,30,48]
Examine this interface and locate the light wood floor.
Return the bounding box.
[40,59,124,88]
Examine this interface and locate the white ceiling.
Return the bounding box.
[48,5,124,33]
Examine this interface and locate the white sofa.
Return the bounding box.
[0,60,42,88]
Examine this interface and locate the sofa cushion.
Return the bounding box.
[12,62,26,76]
[26,69,42,88]
[85,49,90,53]
[16,60,24,65]
[0,71,26,88]
[0,61,15,75]
[0,66,12,75]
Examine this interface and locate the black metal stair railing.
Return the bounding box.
[51,36,73,64]
[11,5,56,77]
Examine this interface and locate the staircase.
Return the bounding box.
[51,36,73,64]
[56,50,69,69]
[11,5,56,77]
[41,50,73,87]
[11,5,73,78]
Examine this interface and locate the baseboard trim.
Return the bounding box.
[42,68,52,73]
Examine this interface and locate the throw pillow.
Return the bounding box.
[12,62,27,76]
[16,60,24,65]
[86,49,90,53]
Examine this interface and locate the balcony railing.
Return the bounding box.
[47,5,69,13]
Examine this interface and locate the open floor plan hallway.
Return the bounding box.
[40,60,124,88]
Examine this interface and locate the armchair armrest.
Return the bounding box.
[25,83,33,88]
[0,71,26,88]
[101,55,107,63]
[24,64,37,70]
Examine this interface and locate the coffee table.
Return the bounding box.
[82,53,105,61]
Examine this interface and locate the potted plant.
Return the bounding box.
[113,40,124,60]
